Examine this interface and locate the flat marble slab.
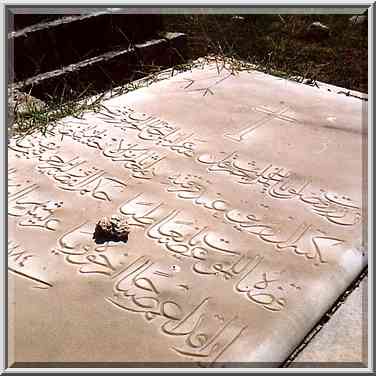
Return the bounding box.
[8,63,367,367]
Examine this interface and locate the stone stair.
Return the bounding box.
[8,9,187,102]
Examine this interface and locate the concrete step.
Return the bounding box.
[11,14,66,30]
[9,11,163,82]
[12,33,187,103]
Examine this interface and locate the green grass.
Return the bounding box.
[10,64,195,137]
[10,13,368,137]
[11,94,104,137]
[160,14,368,93]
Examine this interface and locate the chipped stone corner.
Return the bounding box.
[8,87,46,136]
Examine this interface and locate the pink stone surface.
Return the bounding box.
[8,64,367,366]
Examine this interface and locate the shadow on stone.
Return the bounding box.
[92,232,129,245]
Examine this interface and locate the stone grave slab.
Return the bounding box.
[8,63,367,367]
